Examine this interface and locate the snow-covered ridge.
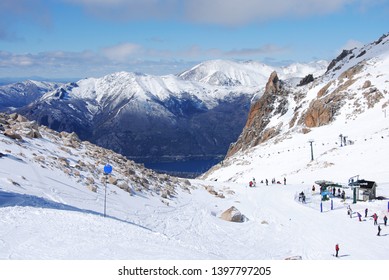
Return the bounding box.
[0,80,61,111]
[325,33,389,79]
[178,59,328,87]
[39,59,328,111]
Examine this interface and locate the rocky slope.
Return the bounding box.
[225,33,389,158]
[0,112,192,201]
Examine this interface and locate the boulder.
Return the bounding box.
[26,129,42,138]
[4,129,23,140]
[220,206,244,223]
[108,176,118,185]
[298,74,314,86]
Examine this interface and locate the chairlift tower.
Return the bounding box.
[339,134,343,147]
[308,139,314,161]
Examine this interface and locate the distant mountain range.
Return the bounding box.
[0,59,328,164]
[0,80,61,111]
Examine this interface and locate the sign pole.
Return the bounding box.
[104,174,107,217]
[103,164,113,218]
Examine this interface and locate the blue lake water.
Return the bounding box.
[143,158,221,178]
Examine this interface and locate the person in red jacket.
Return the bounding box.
[373,213,378,225]
[335,244,339,257]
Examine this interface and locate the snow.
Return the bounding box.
[1,116,389,261]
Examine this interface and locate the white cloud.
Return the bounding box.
[0,41,289,78]
[63,0,179,21]
[102,43,142,61]
[63,0,358,25]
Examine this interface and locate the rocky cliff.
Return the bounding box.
[227,71,291,157]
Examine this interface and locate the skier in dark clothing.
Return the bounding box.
[384,215,388,226]
[265,179,268,186]
[377,225,381,236]
[284,177,286,185]
[335,244,339,257]
[365,208,368,218]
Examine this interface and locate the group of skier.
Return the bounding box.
[337,206,388,256]
[249,177,286,187]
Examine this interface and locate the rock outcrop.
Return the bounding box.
[220,206,244,223]
[227,71,290,157]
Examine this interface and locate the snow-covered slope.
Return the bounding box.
[1,112,389,260]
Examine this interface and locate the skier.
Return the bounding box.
[312,185,315,192]
[252,178,256,187]
[377,225,381,236]
[249,181,253,187]
[335,244,339,257]
[373,213,378,225]
[265,179,268,186]
[299,191,305,202]
[384,215,388,226]
[348,206,353,218]
[365,208,368,218]
[357,212,362,222]
[284,177,286,185]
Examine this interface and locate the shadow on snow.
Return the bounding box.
[0,190,153,232]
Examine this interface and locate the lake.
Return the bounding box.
[143,158,222,178]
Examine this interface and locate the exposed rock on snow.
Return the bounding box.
[220,206,244,223]
[4,129,23,140]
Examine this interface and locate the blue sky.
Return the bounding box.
[0,0,388,80]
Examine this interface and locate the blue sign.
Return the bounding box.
[104,164,112,174]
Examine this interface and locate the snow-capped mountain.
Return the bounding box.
[0,80,61,111]
[202,33,389,184]
[13,60,326,165]
[178,59,327,87]
[17,71,255,162]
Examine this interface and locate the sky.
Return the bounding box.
[0,0,388,81]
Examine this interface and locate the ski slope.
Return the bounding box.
[1,143,388,260]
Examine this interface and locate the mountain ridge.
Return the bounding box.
[9,59,327,165]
